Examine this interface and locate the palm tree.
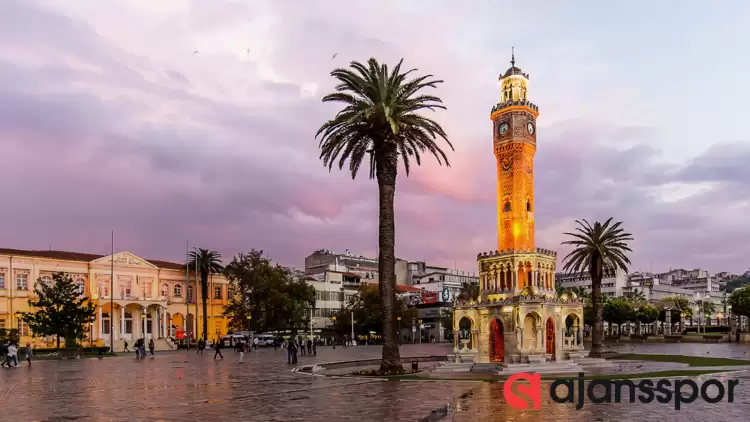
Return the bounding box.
[316,58,453,373]
[561,218,633,357]
[187,248,224,343]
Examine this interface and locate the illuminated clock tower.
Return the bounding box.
[491,50,538,252]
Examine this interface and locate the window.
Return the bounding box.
[40,275,52,286]
[17,319,29,336]
[124,312,132,334]
[503,201,511,212]
[0,319,5,329]
[16,273,28,290]
[187,285,195,303]
[214,286,222,299]
[161,284,169,298]
[75,278,85,296]
[526,201,532,212]
[0,273,4,289]
[174,284,182,297]
[102,313,110,335]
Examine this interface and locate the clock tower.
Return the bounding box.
[491,50,538,252]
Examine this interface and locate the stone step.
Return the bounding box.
[573,357,615,368]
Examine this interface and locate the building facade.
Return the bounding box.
[453,56,584,364]
[0,248,230,348]
[556,269,628,298]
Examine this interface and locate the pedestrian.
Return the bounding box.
[134,339,141,359]
[253,336,259,351]
[307,337,312,355]
[287,339,293,364]
[148,339,155,356]
[287,339,298,364]
[123,340,130,352]
[7,343,18,368]
[300,338,306,356]
[25,343,32,366]
[312,338,317,356]
[140,340,147,358]
[273,338,278,351]
[238,341,245,363]
[197,338,204,355]
[0,342,8,368]
[213,338,224,360]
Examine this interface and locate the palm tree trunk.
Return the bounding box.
[201,274,209,342]
[590,274,604,357]
[376,146,401,373]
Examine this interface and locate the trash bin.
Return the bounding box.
[411,360,418,371]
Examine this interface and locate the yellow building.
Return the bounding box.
[0,248,230,349]
[452,54,585,365]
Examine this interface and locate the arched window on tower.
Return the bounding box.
[503,201,511,212]
[526,200,532,212]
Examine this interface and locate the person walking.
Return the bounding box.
[213,338,224,360]
[133,339,141,359]
[238,341,245,363]
[287,339,294,364]
[312,338,317,356]
[0,342,8,368]
[148,339,155,357]
[252,336,259,351]
[300,338,306,356]
[197,338,204,355]
[141,340,147,359]
[307,337,312,355]
[7,343,18,368]
[123,341,130,352]
[288,339,298,364]
[25,343,32,366]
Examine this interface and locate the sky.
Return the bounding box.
[1,0,749,274]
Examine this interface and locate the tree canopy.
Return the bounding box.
[222,250,315,336]
[729,287,750,318]
[330,283,416,337]
[21,272,97,349]
[603,297,635,327]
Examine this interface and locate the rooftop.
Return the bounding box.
[0,247,185,270]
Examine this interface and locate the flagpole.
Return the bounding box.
[185,241,190,349]
[195,256,199,342]
[110,230,114,353]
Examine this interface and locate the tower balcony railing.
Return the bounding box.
[477,247,557,259]
[491,99,538,114]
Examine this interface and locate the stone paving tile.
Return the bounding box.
[0,344,467,421]
[3,342,750,421]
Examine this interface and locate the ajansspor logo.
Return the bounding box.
[504,372,739,410]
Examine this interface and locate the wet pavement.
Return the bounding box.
[2,342,750,421]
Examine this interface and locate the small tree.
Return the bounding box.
[21,272,97,349]
[603,297,634,337]
[636,305,659,335]
[730,287,750,332]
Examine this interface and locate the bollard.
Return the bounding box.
[411,360,418,371]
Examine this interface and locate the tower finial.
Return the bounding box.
[511,46,515,67]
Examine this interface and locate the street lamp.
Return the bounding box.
[331,315,337,347]
[397,316,402,344]
[89,322,94,348]
[418,319,423,344]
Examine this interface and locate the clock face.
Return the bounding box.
[527,121,535,135]
[498,122,510,136]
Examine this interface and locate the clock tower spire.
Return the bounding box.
[491,52,538,252]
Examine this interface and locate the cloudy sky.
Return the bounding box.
[1,0,749,274]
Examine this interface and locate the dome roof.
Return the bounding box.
[502,66,526,78]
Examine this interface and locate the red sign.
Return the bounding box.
[176,330,185,339]
[421,291,439,304]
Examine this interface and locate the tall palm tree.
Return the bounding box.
[316,58,453,373]
[561,218,633,357]
[187,248,224,343]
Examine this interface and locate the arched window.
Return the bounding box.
[161,283,169,298]
[503,201,511,212]
[173,284,182,297]
[75,278,85,296]
[526,200,532,212]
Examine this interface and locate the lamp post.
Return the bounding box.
[397,316,402,344]
[90,322,94,348]
[418,319,423,344]
[331,315,337,347]
[351,312,355,346]
[695,293,703,334]
[141,311,147,341]
[14,311,21,339]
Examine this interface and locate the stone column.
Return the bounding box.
[120,306,125,339]
[151,308,157,339]
[96,305,102,341]
[577,327,583,348]
[512,269,517,291]
[453,330,459,352]
[162,308,167,339]
[142,307,148,339]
